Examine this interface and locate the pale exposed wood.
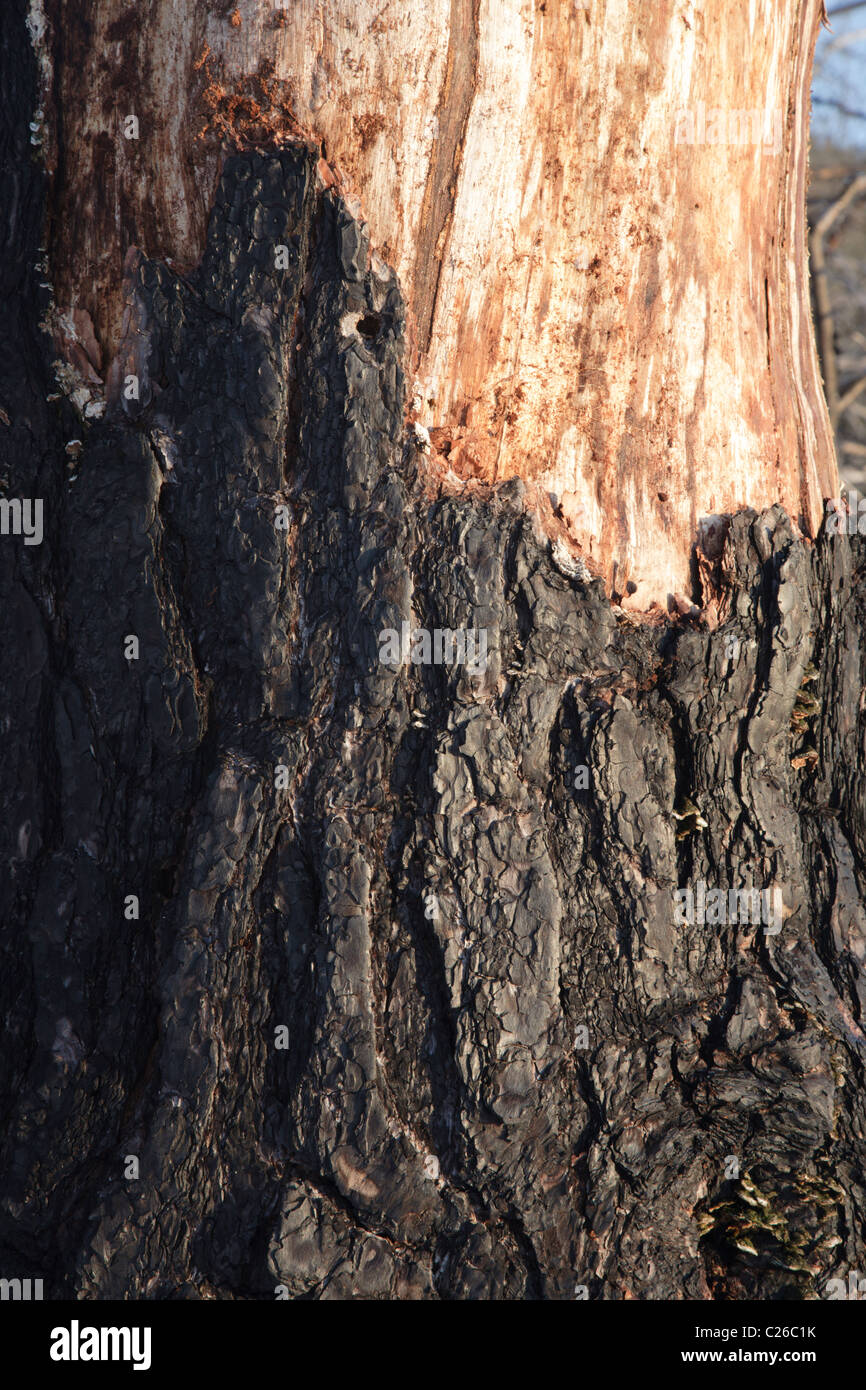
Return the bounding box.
[36,0,838,607]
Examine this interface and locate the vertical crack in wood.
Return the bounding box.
[411,0,479,362]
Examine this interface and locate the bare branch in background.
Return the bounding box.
[838,373,866,415]
[825,24,866,50]
[812,95,866,122]
[814,25,866,74]
[810,172,866,429]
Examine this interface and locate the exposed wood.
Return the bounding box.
[37,0,837,606]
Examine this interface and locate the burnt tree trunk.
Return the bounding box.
[2,1,866,1302]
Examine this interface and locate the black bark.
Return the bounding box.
[2,3,866,1301]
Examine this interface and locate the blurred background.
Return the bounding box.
[811,2,866,492]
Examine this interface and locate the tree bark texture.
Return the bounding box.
[2,3,866,1301]
[34,0,836,606]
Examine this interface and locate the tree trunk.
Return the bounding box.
[35,0,837,606]
[2,0,866,1302]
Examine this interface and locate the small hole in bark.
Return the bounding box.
[356,313,381,339]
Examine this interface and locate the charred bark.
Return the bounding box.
[2,4,866,1302]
